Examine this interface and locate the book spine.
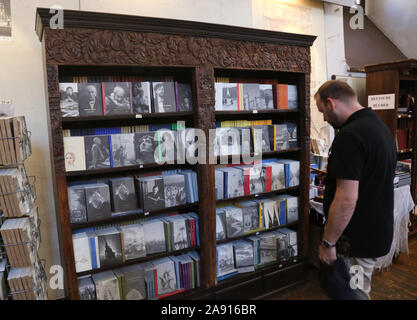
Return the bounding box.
[89,236,97,269]
[243,169,250,195]
[109,135,114,168]
[265,166,272,192]
[102,83,107,115]
[174,82,180,112]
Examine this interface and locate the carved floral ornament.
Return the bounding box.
[44,28,310,73]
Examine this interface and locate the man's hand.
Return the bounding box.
[319,244,337,265]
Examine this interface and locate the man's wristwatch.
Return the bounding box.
[321,239,336,249]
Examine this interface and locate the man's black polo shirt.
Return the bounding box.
[323,107,397,258]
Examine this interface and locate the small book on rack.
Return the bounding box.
[109,177,137,213]
[110,133,137,168]
[120,263,147,300]
[84,135,111,169]
[77,275,96,300]
[143,218,166,255]
[214,83,239,111]
[59,83,79,117]
[175,83,193,112]
[132,82,152,114]
[233,240,255,273]
[84,183,112,222]
[92,270,121,300]
[137,176,166,212]
[95,227,123,268]
[68,186,87,223]
[64,137,86,172]
[103,82,132,115]
[152,82,177,113]
[77,83,103,116]
[134,131,158,165]
[216,243,238,280]
[119,223,146,261]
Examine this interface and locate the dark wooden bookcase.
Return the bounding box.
[35,8,316,299]
[365,59,417,234]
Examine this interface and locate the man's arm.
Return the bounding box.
[319,178,359,265]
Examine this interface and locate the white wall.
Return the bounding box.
[367,0,415,59]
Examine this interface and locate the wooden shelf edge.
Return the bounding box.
[62,111,194,123]
[215,109,299,116]
[216,186,299,204]
[216,221,299,245]
[71,203,199,230]
[76,245,200,277]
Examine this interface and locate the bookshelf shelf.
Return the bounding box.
[216,186,299,204]
[70,203,199,230]
[216,221,299,245]
[36,7,315,299]
[66,162,195,179]
[76,245,200,277]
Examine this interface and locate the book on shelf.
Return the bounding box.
[216,208,227,241]
[84,183,112,222]
[214,82,239,111]
[143,219,166,255]
[103,82,132,115]
[109,177,137,213]
[152,82,177,113]
[78,275,96,300]
[235,200,263,235]
[233,240,255,273]
[84,135,111,169]
[132,82,152,114]
[91,270,121,300]
[78,83,103,116]
[175,83,193,112]
[223,206,244,239]
[119,223,146,261]
[216,243,237,280]
[120,263,147,300]
[96,227,124,268]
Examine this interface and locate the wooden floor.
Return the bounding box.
[266,236,417,300]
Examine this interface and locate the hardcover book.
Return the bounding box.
[260,85,274,110]
[233,240,254,268]
[84,184,112,221]
[216,243,236,277]
[288,85,298,109]
[84,135,111,169]
[163,174,186,208]
[111,133,137,167]
[143,219,166,255]
[259,233,277,266]
[96,227,123,268]
[242,84,262,111]
[252,125,271,153]
[214,83,238,111]
[215,169,224,200]
[134,131,158,164]
[92,271,121,300]
[63,136,86,172]
[216,208,226,241]
[72,232,92,273]
[276,124,290,151]
[78,276,96,300]
[67,186,87,223]
[109,177,137,213]
[152,82,177,113]
[78,83,103,116]
[261,198,280,229]
[286,123,298,148]
[138,176,166,211]
[120,224,146,260]
[103,82,132,115]
[176,83,193,111]
[132,82,151,114]
[236,200,261,234]
[224,206,244,238]
[120,264,147,300]
[59,83,79,117]
[153,257,178,296]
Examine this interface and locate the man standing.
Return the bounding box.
[315,80,396,300]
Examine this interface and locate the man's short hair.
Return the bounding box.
[315,80,356,104]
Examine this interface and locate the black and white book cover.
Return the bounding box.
[240,127,253,155]
[120,224,146,260]
[109,177,137,213]
[242,84,261,110]
[68,186,87,223]
[216,243,236,277]
[224,206,244,238]
[78,276,96,300]
[276,124,289,151]
[288,85,298,109]
[249,166,264,194]
[275,231,290,262]
[286,122,298,148]
[279,228,298,246]
[104,82,132,115]
[84,184,112,221]
[285,196,299,223]
[252,125,271,153]
[225,168,244,199]
[259,233,277,265]
[156,129,177,164]
[177,128,199,163]
[238,201,260,234]
[134,132,158,165]
[84,135,111,169]
[92,271,120,300]
[216,209,226,241]
[120,264,147,300]
[59,83,79,117]
[259,85,274,110]
[169,215,189,251]
[140,177,166,211]
[287,160,300,187]
[176,83,193,111]
[78,83,103,116]
[96,228,123,268]
[163,174,186,208]
[132,82,151,114]
[72,232,92,273]
[152,82,177,113]
[143,219,166,254]
[215,169,224,200]
[262,199,279,229]
[233,240,254,267]
[111,133,137,167]
[153,257,177,295]
[289,244,298,257]
[214,83,238,111]
[269,162,286,191]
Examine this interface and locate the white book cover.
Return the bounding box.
[72,233,92,273]
[64,136,86,171]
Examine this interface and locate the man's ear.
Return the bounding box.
[327,98,337,111]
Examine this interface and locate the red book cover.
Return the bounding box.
[153,269,158,297]
[397,129,408,150]
[157,288,185,299]
[189,218,195,247]
[243,168,251,195]
[264,165,272,192]
[278,84,289,109]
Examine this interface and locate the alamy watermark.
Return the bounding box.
[49,5,64,30]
